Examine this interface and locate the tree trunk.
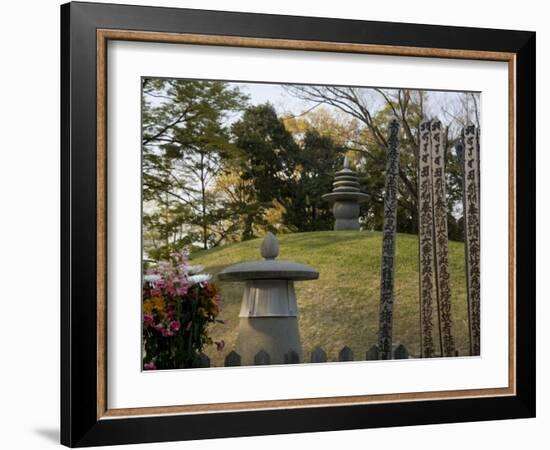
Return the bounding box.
[410,204,418,235]
[200,153,208,249]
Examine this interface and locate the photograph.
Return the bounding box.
[55,2,535,446]
[140,78,481,369]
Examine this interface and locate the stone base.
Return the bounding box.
[334,218,360,231]
[235,317,303,365]
[333,200,360,231]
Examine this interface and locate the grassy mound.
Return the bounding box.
[192,231,469,366]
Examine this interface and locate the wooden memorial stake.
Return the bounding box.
[462,124,481,356]
[476,127,481,195]
[377,119,401,360]
[430,120,455,357]
[418,120,436,357]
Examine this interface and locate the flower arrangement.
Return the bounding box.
[142,254,224,370]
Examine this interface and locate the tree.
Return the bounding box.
[142,78,247,257]
[284,107,386,231]
[285,86,481,239]
[212,169,283,242]
[231,103,299,199]
[284,129,346,231]
[231,104,347,232]
[285,86,430,234]
[230,103,299,233]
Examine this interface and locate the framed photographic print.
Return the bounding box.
[60,1,536,447]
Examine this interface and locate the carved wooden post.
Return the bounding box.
[462,124,481,356]
[418,120,436,357]
[430,120,456,357]
[377,119,401,360]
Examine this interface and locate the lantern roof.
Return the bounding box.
[218,233,319,282]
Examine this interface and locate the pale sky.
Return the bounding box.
[222,81,480,134]
[144,78,481,139]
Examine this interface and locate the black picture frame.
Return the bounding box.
[61,1,535,447]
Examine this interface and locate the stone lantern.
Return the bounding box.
[322,156,369,231]
[218,232,319,365]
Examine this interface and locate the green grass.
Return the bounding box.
[192,231,469,366]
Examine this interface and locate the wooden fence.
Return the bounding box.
[198,343,411,368]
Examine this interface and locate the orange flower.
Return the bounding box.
[207,298,219,316]
[205,283,220,297]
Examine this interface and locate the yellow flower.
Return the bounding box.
[143,296,166,319]
[143,301,153,315]
[151,296,165,310]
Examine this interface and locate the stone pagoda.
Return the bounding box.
[322,156,369,231]
[218,232,319,365]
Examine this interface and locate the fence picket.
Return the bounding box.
[366,345,379,360]
[311,347,327,363]
[338,346,354,361]
[254,350,270,365]
[199,353,210,368]
[224,350,241,367]
[393,343,409,359]
[284,350,300,364]
[211,343,408,367]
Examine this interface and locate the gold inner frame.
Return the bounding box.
[96,29,517,420]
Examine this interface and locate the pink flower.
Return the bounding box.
[166,288,176,297]
[178,261,189,275]
[161,328,174,337]
[215,340,225,352]
[170,320,181,332]
[175,283,188,296]
[143,314,154,326]
[144,362,156,370]
[186,320,193,331]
